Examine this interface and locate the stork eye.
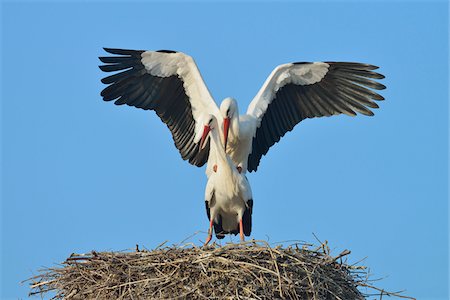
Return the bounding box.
[226,108,230,116]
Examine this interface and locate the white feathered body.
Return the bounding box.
[204,120,252,233]
[205,161,252,232]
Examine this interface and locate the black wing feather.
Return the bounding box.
[248,62,385,172]
[99,48,209,167]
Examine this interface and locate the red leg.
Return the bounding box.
[204,219,214,246]
[239,219,245,242]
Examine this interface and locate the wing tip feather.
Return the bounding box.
[102,47,145,56]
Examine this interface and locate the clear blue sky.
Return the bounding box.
[1,1,448,299]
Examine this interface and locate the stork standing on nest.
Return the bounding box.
[99,48,385,242]
[197,114,252,245]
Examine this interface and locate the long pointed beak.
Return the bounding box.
[200,125,211,150]
[223,117,230,152]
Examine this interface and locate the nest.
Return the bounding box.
[27,240,414,299]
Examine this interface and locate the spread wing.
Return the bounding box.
[246,62,386,172]
[99,48,220,167]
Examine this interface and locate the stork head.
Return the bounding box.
[220,97,238,152]
[199,114,218,150]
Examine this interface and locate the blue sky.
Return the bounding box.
[1,1,448,299]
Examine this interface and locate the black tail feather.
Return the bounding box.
[205,199,254,239]
[243,200,253,237]
[214,215,225,239]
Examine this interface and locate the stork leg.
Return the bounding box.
[239,219,245,242]
[204,219,214,246]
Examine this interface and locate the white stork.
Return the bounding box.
[99,48,385,240]
[197,114,252,245]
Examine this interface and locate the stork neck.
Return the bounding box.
[231,114,240,138]
[210,130,230,166]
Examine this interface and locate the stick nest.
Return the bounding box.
[27,240,412,299]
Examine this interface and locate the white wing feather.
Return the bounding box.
[247,62,329,121]
[141,51,220,137]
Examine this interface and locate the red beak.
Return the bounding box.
[223,117,230,152]
[200,125,211,149]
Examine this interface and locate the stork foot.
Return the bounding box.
[204,234,212,246]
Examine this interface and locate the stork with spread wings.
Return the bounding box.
[99,48,385,242]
